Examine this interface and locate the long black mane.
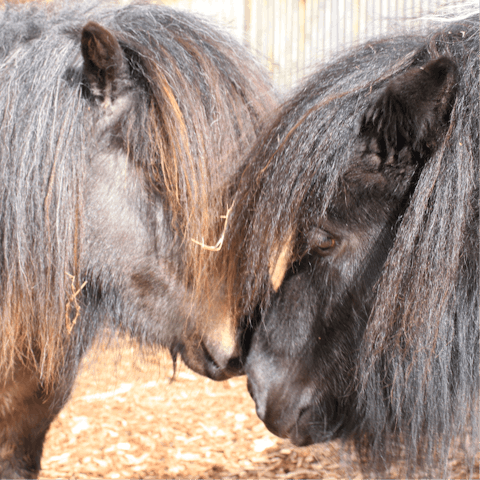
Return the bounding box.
[219,13,478,474]
[358,16,479,472]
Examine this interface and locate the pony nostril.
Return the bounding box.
[296,406,310,424]
[200,341,243,380]
[226,356,244,374]
[201,341,221,371]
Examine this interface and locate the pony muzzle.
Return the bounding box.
[180,313,244,381]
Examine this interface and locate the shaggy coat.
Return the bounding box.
[218,13,478,476]
[0,2,277,477]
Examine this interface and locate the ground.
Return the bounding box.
[39,343,478,479]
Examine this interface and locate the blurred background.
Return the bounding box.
[163,0,467,88]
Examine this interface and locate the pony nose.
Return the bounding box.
[246,374,287,438]
[201,331,244,380]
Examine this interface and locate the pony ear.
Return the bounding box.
[81,21,125,103]
[360,57,457,162]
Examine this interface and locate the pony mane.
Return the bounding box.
[357,15,479,473]
[105,5,277,278]
[0,2,276,386]
[220,31,430,317]
[220,12,478,474]
[0,4,87,385]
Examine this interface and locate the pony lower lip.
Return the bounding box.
[284,408,314,446]
[288,431,314,447]
[262,405,313,441]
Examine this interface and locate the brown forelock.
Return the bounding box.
[121,22,277,319]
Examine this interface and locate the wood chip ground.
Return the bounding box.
[39,344,478,479]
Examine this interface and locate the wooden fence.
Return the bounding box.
[169,0,468,88]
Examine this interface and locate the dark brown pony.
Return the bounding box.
[215,13,478,477]
[0,2,277,477]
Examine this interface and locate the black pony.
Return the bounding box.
[216,13,478,476]
[0,2,276,477]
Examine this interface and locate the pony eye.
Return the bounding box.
[306,228,336,255]
[318,237,335,250]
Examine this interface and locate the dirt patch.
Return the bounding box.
[39,344,478,479]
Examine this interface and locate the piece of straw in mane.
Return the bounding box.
[191,203,234,252]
